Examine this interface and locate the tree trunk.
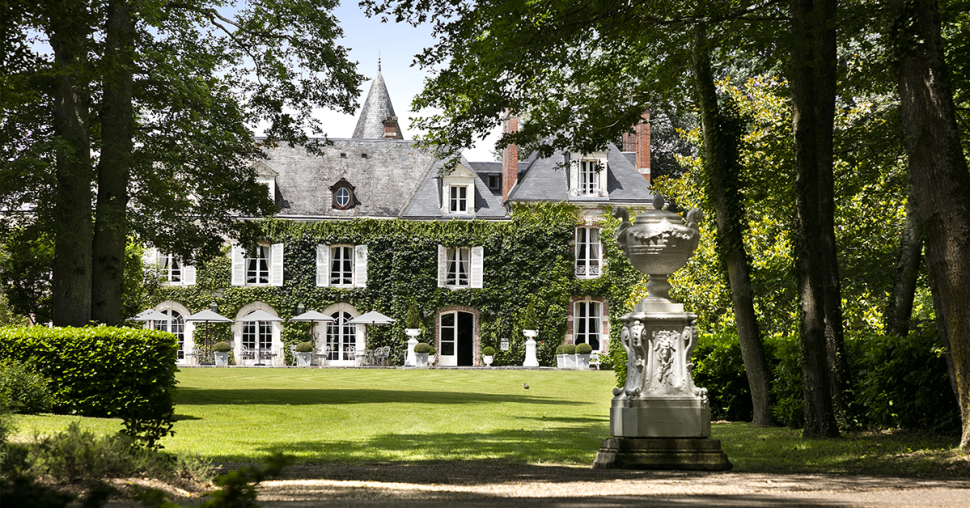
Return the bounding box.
[885,183,923,338]
[789,0,840,438]
[812,0,850,427]
[92,0,135,325]
[891,0,970,450]
[47,1,93,327]
[691,25,775,427]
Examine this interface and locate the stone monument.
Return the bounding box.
[593,196,731,470]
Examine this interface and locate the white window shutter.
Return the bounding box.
[569,160,579,196]
[231,244,244,286]
[316,244,330,287]
[270,243,284,286]
[437,245,447,288]
[354,244,368,288]
[183,264,196,286]
[599,161,609,195]
[471,246,484,288]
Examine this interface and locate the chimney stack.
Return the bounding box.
[383,116,400,139]
[502,113,519,201]
[621,110,651,184]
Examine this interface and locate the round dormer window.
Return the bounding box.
[331,179,356,210]
[335,187,351,208]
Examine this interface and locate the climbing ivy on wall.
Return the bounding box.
[154,203,645,367]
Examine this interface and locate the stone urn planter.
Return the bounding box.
[562,344,577,369]
[213,341,231,366]
[481,346,496,367]
[413,342,431,368]
[522,329,539,367]
[295,341,314,367]
[575,343,593,369]
[404,329,421,366]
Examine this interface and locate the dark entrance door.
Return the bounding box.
[457,311,474,366]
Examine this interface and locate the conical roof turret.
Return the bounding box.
[352,63,405,139]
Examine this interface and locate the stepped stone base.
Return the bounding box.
[592,437,732,470]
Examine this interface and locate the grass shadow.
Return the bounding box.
[175,388,583,406]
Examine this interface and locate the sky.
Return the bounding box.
[311,2,501,161]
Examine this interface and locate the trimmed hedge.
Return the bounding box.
[0,326,178,446]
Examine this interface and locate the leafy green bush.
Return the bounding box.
[690,332,755,422]
[482,346,496,356]
[428,346,436,356]
[0,359,51,414]
[212,341,231,353]
[555,344,565,355]
[519,302,538,330]
[294,342,313,353]
[576,343,593,355]
[562,344,576,355]
[849,329,959,433]
[0,326,177,447]
[413,343,431,354]
[405,300,422,328]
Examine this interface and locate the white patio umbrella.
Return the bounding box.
[289,310,335,365]
[131,309,170,329]
[237,310,283,366]
[349,310,396,365]
[185,308,233,364]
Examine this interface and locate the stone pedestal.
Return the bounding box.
[593,437,732,470]
[523,330,539,367]
[404,331,420,366]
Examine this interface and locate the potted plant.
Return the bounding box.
[562,344,577,369]
[575,343,593,369]
[520,302,539,338]
[482,346,496,367]
[413,342,431,368]
[404,300,422,366]
[213,341,231,366]
[555,344,566,368]
[295,341,314,367]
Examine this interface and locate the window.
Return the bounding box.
[246,246,270,285]
[487,175,501,192]
[326,311,357,362]
[335,187,351,208]
[446,247,470,287]
[316,244,368,288]
[450,185,468,213]
[232,243,283,287]
[331,179,355,210]
[580,160,601,195]
[242,320,272,354]
[160,253,181,283]
[330,245,354,286]
[437,245,484,289]
[157,310,185,360]
[574,301,602,351]
[575,227,602,278]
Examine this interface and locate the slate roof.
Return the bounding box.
[262,139,436,218]
[508,143,654,204]
[352,69,403,139]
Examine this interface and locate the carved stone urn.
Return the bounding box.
[594,195,731,471]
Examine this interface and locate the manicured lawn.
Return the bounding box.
[11,368,969,476]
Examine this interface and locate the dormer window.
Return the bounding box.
[440,163,477,216]
[568,151,609,198]
[487,175,501,192]
[331,179,356,210]
[580,160,601,195]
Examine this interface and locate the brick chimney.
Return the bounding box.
[502,113,519,201]
[382,116,400,139]
[621,110,651,183]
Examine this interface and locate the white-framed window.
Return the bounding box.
[143,248,195,286]
[156,309,185,360]
[574,300,602,351]
[335,187,351,208]
[580,160,601,195]
[246,246,270,285]
[316,244,368,288]
[242,320,273,353]
[450,185,468,213]
[231,243,284,287]
[437,245,484,289]
[326,311,357,362]
[575,227,602,278]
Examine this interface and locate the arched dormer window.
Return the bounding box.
[331,179,356,210]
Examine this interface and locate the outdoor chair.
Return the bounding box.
[590,353,601,370]
[374,346,391,366]
[314,345,330,367]
[240,346,256,365]
[289,344,297,366]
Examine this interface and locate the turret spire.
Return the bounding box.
[352,65,404,139]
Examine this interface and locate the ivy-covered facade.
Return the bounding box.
[145,69,656,368]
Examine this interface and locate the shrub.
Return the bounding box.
[413,343,431,354]
[555,345,565,355]
[405,300,421,328]
[691,331,755,422]
[0,326,177,447]
[212,341,232,353]
[562,344,577,355]
[0,360,51,415]
[428,346,436,356]
[482,346,496,356]
[294,342,313,353]
[519,302,538,330]
[576,343,593,355]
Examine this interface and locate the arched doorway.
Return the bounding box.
[439,310,476,366]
